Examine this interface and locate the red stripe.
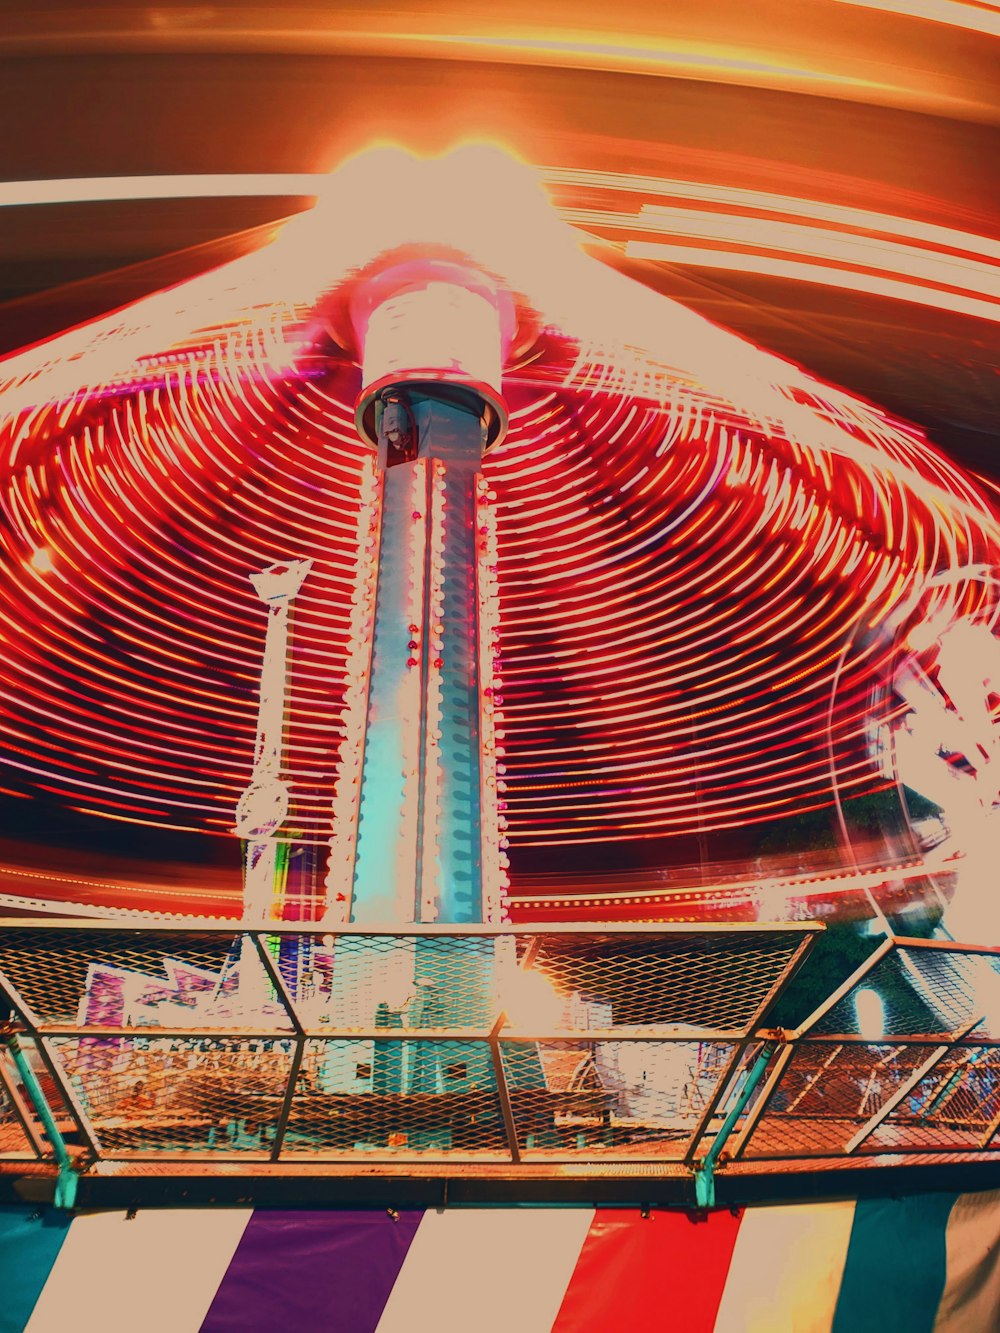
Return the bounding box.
[552,1207,744,1333]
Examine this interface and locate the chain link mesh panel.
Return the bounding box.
[501,1038,735,1158]
[518,932,802,1034]
[46,1034,295,1156]
[810,947,1000,1039]
[741,1041,933,1158]
[0,929,291,1032]
[294,935,499,1032]
[278,1039,507,1156]
[897,951,1000,1039]
[864,1044,1000,1154]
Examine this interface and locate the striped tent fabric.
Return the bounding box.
[2,1192,999,1332]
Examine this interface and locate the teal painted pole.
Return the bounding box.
[694,1042,776,1208]
[3,1028,77,1209]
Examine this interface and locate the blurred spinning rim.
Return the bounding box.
[0,2,996,930]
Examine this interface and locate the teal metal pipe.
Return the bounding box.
[3,1028,77,1209]
[694,1041,776,1208]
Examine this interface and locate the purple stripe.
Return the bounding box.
[200,1209,423,1333]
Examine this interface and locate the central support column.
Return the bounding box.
[325,258,511,930]
[350,396,495,925]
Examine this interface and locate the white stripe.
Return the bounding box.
[0,175,326,209]
[376,1207,594,1333]
[934,1188,1000,1332]
[713,1201,856,1333]
[24,1207,253,1333]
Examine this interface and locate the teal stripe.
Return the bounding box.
[0,1206,73,1332]
[832,1192,958,1333]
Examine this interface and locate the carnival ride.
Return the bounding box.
[1,145,999,1203]
[0,146,996,931]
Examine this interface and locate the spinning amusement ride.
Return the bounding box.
[0,148,998,1202]
[0,146,997,937]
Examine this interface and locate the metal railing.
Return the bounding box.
[0,920,997,1203]
[734,935,1000,1165]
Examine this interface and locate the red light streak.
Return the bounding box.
[0,151,995,926]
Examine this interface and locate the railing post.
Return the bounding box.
[488,1011,521,1164]
[693,1041,776,1208]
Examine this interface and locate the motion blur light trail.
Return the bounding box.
[0,145,998,931]
[1,167,997,328]
[834,0,1000,37]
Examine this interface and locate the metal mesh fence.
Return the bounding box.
[3,923,998,1178]
[501,1038,735,1158]
[897,950,1000,1039]
[809,947,1000,1039]
[0,929,290,1033]
[281,1039,508,1157]
[47,1034,295,1157]
[515,932,798,1034]
[865,1043,1000,1154]
[737,940,1000,1164]
[740,1041,932,1158]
